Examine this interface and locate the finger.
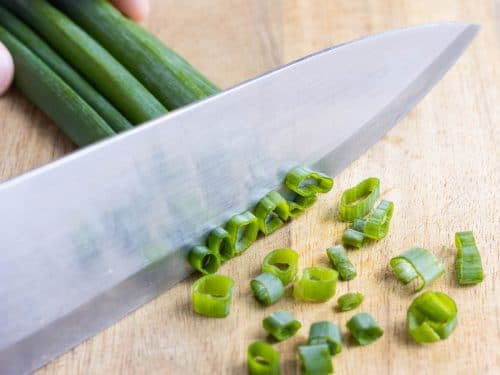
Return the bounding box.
[0,42,14,96]
[110,0,150,22]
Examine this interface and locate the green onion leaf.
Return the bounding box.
[288,195,318,218]
[326,245,357,280]
[390,247,444,292]
[262,310,301,342]
[207,226,233,262]
[354,200,394,240]
[298,344,333,375]
[454,231,484,285]
[407,291,458,344]
[346,312,384,345]
[225,211,259,255]
[308,321,342,355]
[191,274,234,318]
[337,292,364,312]
[342,228,364,248]
[254,191,290,235]
[262,248,299,285]
[293,267,338,302]
[339,177,380,221]
[285,166,333,197]
[247,341,280,375]
[188,245,221,275]
[250,272,285,306]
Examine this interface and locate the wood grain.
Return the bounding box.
[0,0,498,374]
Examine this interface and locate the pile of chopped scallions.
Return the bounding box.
[187,169,484,374]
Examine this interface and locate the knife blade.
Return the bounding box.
[0,23,477,374]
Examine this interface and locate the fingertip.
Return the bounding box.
[0,42,14,96]
[111,0,150,22]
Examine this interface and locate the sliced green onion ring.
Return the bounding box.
[342,228,364,248]
[298,344,333,375]
[339,177,380,221]
[250,272,284,306]
[247,341,280,375]
[326,245,357,280]
[191,274,234,318]
[207,226,233,261]
[285,166,333,197]
[407,291,457,344]
[454,231,484,285]
[225,211,259,255]
[188,245,221,274]
[346,312,384,345]
[308,321,342,355]
[354,200,394,240]
[390,247,444,291]
[288,195,318,218]
[293,267,338,302]
[262,310,301,342]
[254,191,290,235]
[337,292,364,312]
[262,248,299,285]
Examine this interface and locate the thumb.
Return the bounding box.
[0,41,14,96]
[110,0,150,22]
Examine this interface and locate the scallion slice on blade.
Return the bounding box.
[254,191,290,235]
[262,310,301,342]
[407,291,457,344]
[207,226,233,262]
[288,195,318,218]
[262,248,299,285]
[308,321,342,355]
[339,177,380,221]
[247,341,280,375]
[188,245,221,274]
[225,211,259,255]
[326,245,357,281]
[250,272,285,306]
[354,200,394,240]
[390,247,444,291]
[293,267,338,302]
[285,166,333,197]
[346,313,384,345]
[298,344,333,375]
[337,292,364,312]
[191,274,234,318]
[342,228,364,248]
[454,231,484,285]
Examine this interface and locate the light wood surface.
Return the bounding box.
[1,1,499,374]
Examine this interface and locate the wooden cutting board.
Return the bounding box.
[0,1,498,374]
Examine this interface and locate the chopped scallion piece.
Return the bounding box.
[390,247,444,291]
[225,211,259,255]
[191,274,234,318]
[188,245,221,274]
[207,226,233,262]
[326,245,357,280]
[354,200,394,240]
[262,248,299,285]
[298,344,333,375]
[285,166,333,197]
[247,341,280,375]
[293,267,338,302]
[407,291,457,344]
[346,312,384,345]
[454,231,484,285]
[250,272,285,306]
[342,228,364,248]
[339,177,380,221]
[288,195,318,218]
[262,310,301,342]
[308,321,342,355]
[254,191,290,235]
[337,292,364,312]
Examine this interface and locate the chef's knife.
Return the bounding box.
[0,23,477,374]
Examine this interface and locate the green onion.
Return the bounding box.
[293,267,338,302]
[337,292,364,312]
[288,195,318,218]
[250,273,284,306]
[191,274,234,318]
[326,245,357,280]
[390,247,444,291]
[262,248,299,285]
[346,313,384,345]
[298,344,333,375]
[225,211,259,255]
[454,231,484,285]
[353,200,394,240]
[407,291,457,344]
[207,226,233,262]
[254,191,290,235]
[262,310,301,342]
[308,321,342,355]
[187,245,220,275]
[342,228,364,248]
[285,166,333,197]
[339,177,380,221]
[247,341,280,375]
